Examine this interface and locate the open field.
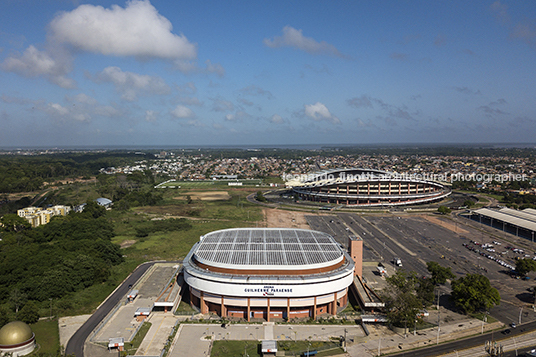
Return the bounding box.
[173,191,231,201]
[264,208,311,229]
[32,319,60,353]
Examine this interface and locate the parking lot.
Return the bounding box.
[306,212,536,325]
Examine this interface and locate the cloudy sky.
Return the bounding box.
[1,0,535,147]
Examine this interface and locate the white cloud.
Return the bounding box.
[171,105,195,119]
[225,111,251,122]
[205,60,225,77]
[1,45,75,88]
[46,103,69,116]
[304,102,340,124]
[41,102,91,122]
[145,110,158,122]
[269,114,285,124]
[94,66,170,101]
[49,0,197,61]
[264,26,344,57]
[67,93,97,105]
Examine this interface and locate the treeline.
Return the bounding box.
[191,146,536,160]
[0,151,154,193]
[0,202,122,324]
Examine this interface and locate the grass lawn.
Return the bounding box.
[211,341,261,357]
[278,340,342,356]
[210,339,344,356]
[32,319,60,353]
[121,322,152,356]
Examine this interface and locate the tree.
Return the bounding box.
[382,270,424,328]
[463,200,475,207]
[427,261,455,285]
[0,306,11,328]
[515,258,536,276]
[0,214,31,233]
[256,191,267,202]
[451,274,500,314]
[9,288,27,313]
[415,277,435,307]
[17,300,40,324]
[437,206,451,215]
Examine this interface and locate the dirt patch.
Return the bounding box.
[174,191,231,201]
[421,215,469,234]
[120,240,136,249]
[263,208,310,229]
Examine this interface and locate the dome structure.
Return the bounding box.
[0,321,36,356]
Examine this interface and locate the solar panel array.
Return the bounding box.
[195,229,342,267]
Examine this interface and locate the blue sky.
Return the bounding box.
[1,0,535,147]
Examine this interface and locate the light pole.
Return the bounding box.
[378,337,381,357]
[49,298,53,319]
[519,306,523,325]
[344,328,347,352]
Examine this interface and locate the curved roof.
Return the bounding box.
[193,228,344,270]
[288,167,446,188]
[0,321,33,346]
[95,197,112,205]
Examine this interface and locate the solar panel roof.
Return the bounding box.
[194,228,344,269]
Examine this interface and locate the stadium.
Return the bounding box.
[183,228,360,321]
[286,168,450,207]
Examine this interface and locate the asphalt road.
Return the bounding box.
[388,320,536,357]
[65,261,156,357]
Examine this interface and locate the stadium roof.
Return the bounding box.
[473,207,536,233]
[194,228,343,270]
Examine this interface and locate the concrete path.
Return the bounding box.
[136,314,178,356]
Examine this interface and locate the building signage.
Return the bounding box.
[244,285,293,296]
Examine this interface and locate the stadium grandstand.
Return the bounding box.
[286,168,450,207]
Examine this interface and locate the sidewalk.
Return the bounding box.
[347,318,503,356]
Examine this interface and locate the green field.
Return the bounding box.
[32,319,60,353]
[210,340,344,357]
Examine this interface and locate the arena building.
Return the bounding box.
[287,168,450,207]
[183,228,360,321]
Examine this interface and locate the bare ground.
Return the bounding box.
[263,208,310,229]
[421,214,469,234]
[173,191,231,201]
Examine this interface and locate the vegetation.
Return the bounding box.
[256,190,267,202]
[426,261,455,286]
[381,270,424,328]
[451,274,500,314]
[515,258,536,276]
[0,152,155,193]
[0,201,123,326]
[30,318,61,354]
[211,341,261,357]
[437,206,451,215]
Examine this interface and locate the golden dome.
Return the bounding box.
[0,321,33,346]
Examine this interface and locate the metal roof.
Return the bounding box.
[474,207,536,232]
[194,228,343,269]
